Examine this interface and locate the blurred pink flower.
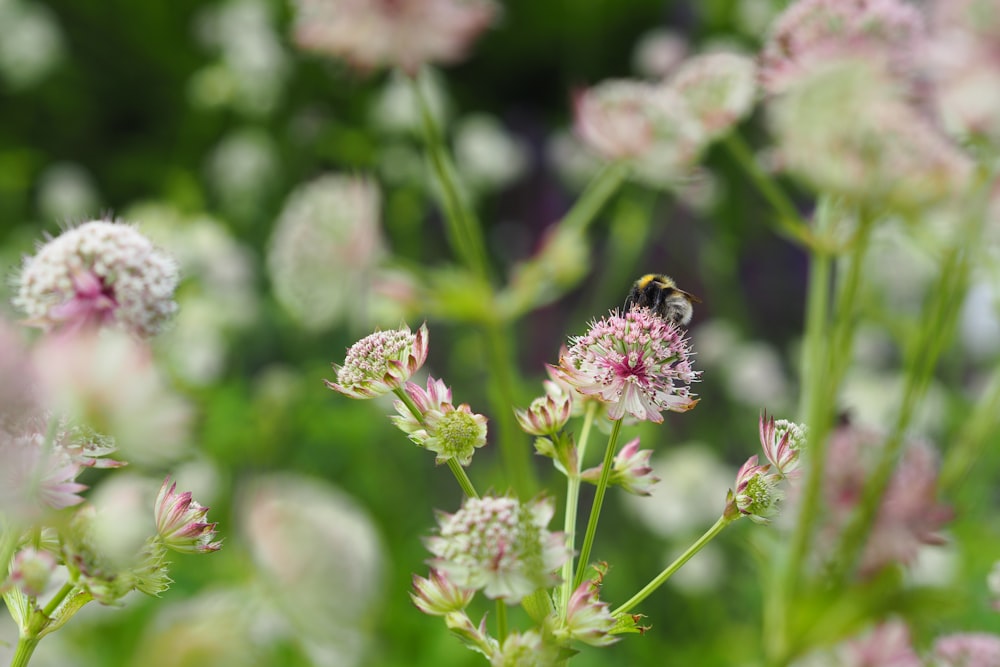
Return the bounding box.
[581,437,660,496]
[819,425,952,576]
[932,632,1000,667]
[549,308,699,423]
[668,52,758,139]
[841,620,922,667]
[291,0,499,74]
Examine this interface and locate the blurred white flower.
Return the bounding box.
[371,68,450,134]
[267,174,385,331]
[88,473,158,568]
[240,474,384,667]
[840,369,947,435]
[960,280,1000,361]
[0,0,64,90]
[631,29,688,79]
[907,542,958,588]
[625,443,732,537]
[36,163,101,223]
[665,541,724,594]
[545,129,603,191]
[453,114,530,193]
[205,127,280,218]
[191,0,290,116]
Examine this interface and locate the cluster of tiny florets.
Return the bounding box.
[13,220,179,338]
[326,322,428,398]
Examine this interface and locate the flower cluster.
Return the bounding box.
[13,220,179,338]
[325,322,429,399]
[550,308,699,423]
[425,495,569,603]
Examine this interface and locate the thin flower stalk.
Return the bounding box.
[573,418,622,589]
[560,401,596,620]
[559,163,630,233]
[613,514,734,616]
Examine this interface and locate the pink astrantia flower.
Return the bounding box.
[489,630,562,667]
[727,455,782,523]
[0,430,88,518]
[668,52,758,140]
[154,476,222,554]
[554,575,619,647]
[932,632,1000,667]
[549,308,699,424]
[326,322,428,399]
[581,437,660,496]
[425,495,569,603]
[291,0,499,74]
[759,412,805,478]
[410,569,475,616]
[819,426,952,576]
[13,220,179,338]
[392,376,488,466]
[514,380,572,437]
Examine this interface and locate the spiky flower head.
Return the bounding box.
[425,495,569,603]
[932,633,1000,667]
[489,630,562,667]
[326,322,428,399]
[550,308,699,424]
[154,476,221,554]
[553,576,619,647]
[759,412,805,478]
[514,380,572,436]
[392,377,488,466]
[581,437,660,496]
[291,0,499,74]
[574,79,705,186]
[727,455,783,523]
[410,569,475,616]
[0,428,87,519]
[668,52,758,140]
[13,220,179,338]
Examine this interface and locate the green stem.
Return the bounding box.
[394,387,479,499]
[573,418,623,589]
[940,363,1000,492]
[613,514,734,615]
[832,220,974,580]
[411,70,490,281]
[560,402,597,617]
[9,637,39,667]
[495,600,508,644]
[482,323,536,498]
[560,163,630,233]
[722,132,814,248]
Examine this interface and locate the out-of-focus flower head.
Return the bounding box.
[291,0,499,74]
[410,569,475,616]
[36,162,100,223]
[816,425,952,576]
[489,630,562,667]
[13,219,179,338]
[453,114,530,194]
[32,329,192,466]
[0,426,92,521]
[392,376,488,466]
[574,79,706,187]
[667,52,757,140]
[7,547,57,597]
[767,58,974,210]
[631,29,688,79]
[932,632,1000,667]
[326,322,428,399]
[267,175,384,332]
[759,0,926,95]
[0,0,65,90]
[581,437,660,496]
[989,560,1000,611]
[154,476,221,554]
[240,474,384,665]
[514,380,572,437]
[792,619,922,667]
[925,0,1000,145]
[549,308,699,423]
[425,495,569,603]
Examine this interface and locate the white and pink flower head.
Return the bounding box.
[326,322,429,399]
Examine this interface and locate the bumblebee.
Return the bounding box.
[623,273,701,327]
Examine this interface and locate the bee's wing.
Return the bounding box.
[678,289,703,304]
